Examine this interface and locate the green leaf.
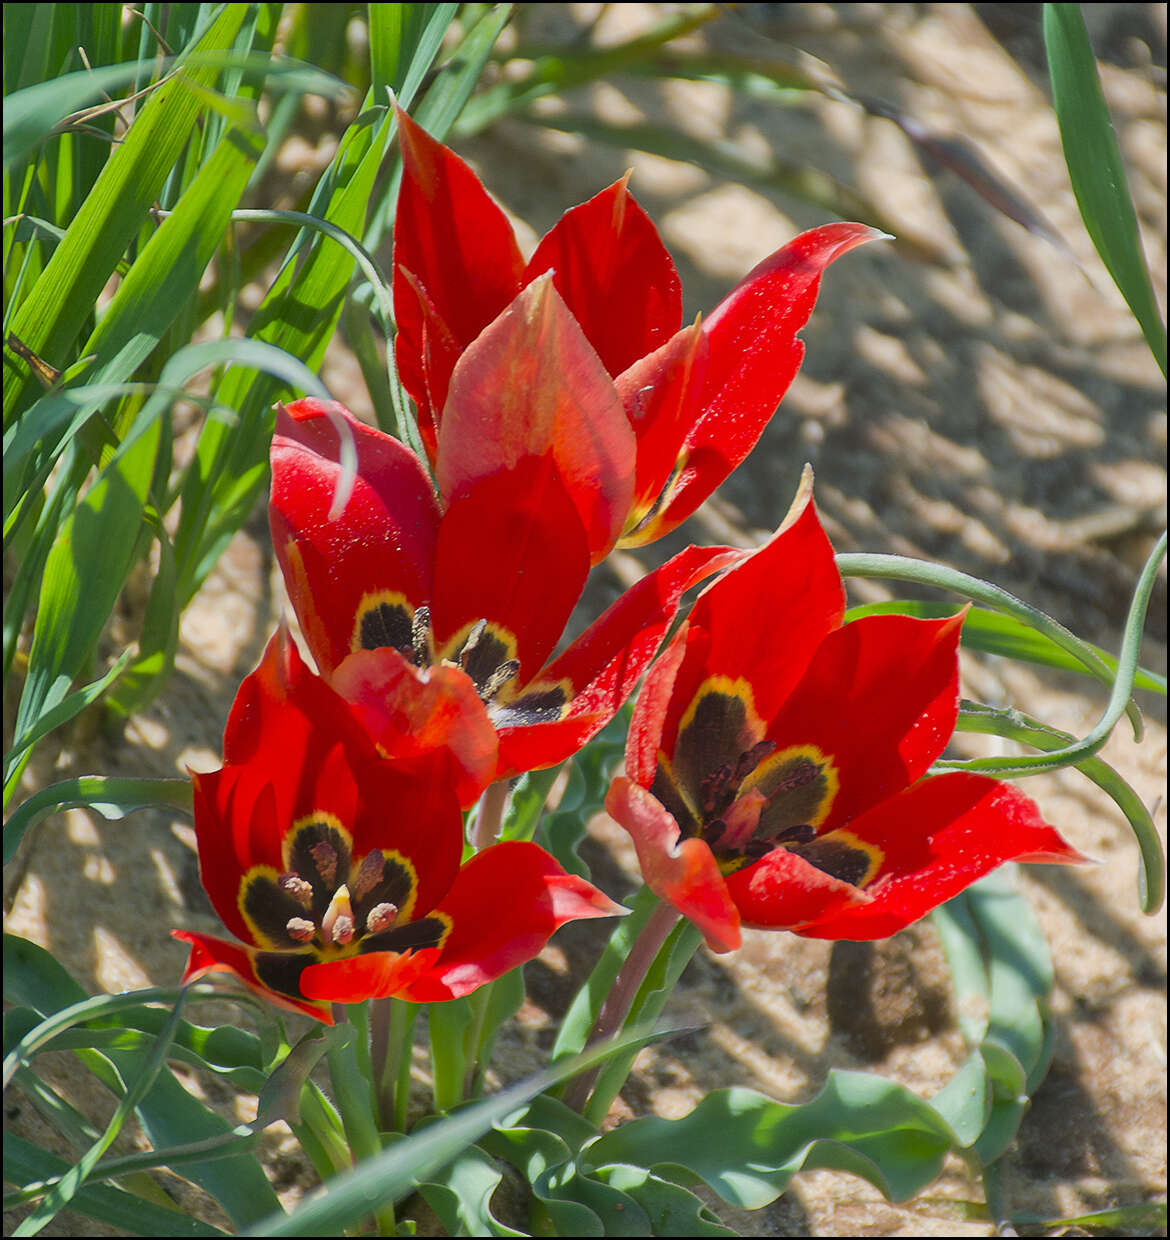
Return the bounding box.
[1044,3,1166,376]
[3,6,251,424]
[244,1027,670,1236]
[4,775,192,865]
[583,1075,960,1209]
[415,1144,526,1238]
[2,937,282,1228]
[954,700,1164,914]
[594,1165,736,1237]
[3,1133,227,1237]
[11,411,162,790]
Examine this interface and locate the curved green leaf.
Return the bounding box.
[1044,4,1166,375]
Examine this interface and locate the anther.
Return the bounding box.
[331,915,355,945]
[458,619,488,667]
[309,840,338,886]
[278,873,314,906]
[774,823,817,845]
[733,740,776,786]
[286,917,315,943]
[351,850,386,901]
[479,657,520,700]
[366,902,399,934]
[411,605,433,666]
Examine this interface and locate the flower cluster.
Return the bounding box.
[175,109,1081,1022]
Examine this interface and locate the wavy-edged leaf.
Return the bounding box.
[583,1074,961,1209]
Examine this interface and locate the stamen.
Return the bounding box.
[278,873,314,906]
[321,884,353,945]
[309,840,338,886]
[774,823,817,845]
[776,758,818,793]
[458,619,488,667]
[479,657,520,700]
[411,605,433,666]
[700,761,735,817]
[743,837,774,860]
[366,902,399,934]
[286,917,315,943]
[733,740,776,786]
[351,850,386,901]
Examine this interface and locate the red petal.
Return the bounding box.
[392,105,523,424]
[606,777,741,953]
[766,611,965,832]
[790,773,1087,940]
[658,479,844,758]
[430,458,591,688]
[172,929,333,1024]
[524,176,682,377]
[436,276,635,564]
[723,847,872,931]
[615,320,709,545]
[393,269,463,465]
[396,842,625,1002]
[644,223,883,541]
[269,399,439,676]
[298,947,443,1003]
[331,647,498,809]
[494,543,740,780]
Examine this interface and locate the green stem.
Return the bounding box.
[471,778,510,851]
[371,997,415,1132]
[290,1082,351,1181]
[462,981,493,1099]
[562,900,681,1113]
[326,1005,395,1234]
[394,1003,418,1134]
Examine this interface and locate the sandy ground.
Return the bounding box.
[5,4,1166,1236]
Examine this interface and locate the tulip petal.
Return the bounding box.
[616,320,709,545]
[298,946,443,1003]
[331,647,498,809]
[606,777,741,953]
[430,457,592,689]
[437,277,635,564]
[658,481,844,757]
[764,611,965,833]
[524,176,682,377]
[493,544,739,779]
[643,223,884,541]
[723,844,873,931]
[172,929,333,1023]
[396,841,625,1002]
[392,106,523,440]
[789,773,1087,940]
[270,399,439,676]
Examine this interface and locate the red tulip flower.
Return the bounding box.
[392,104,882,546]
[270,287,736,793]
[173,629,623,1023]
[606,475,1085,953]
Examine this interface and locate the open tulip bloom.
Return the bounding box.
[392,104,883,546]
[606,474,1086,954]
[173,628,622,1023]
[270,285,739,795]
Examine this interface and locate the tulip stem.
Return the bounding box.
[471,778,510,850]
[562,899,682,1114]
[371,996,415,1132]
[327,1004,397,1234]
